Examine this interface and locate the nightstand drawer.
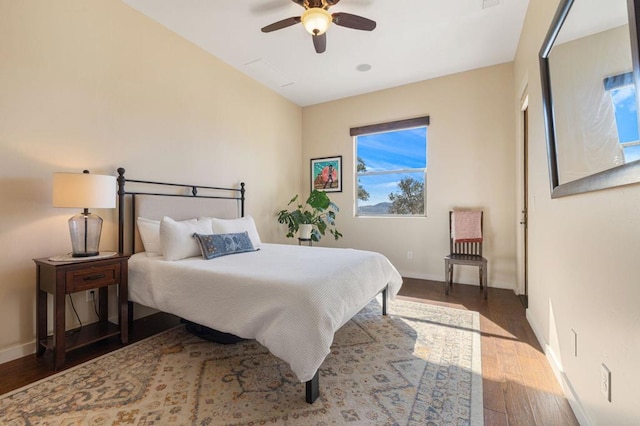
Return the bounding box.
[66,263,119,292]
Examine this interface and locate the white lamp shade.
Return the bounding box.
[301,8,332,35]
[53,172,116,209]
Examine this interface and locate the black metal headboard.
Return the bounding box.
[116,167,245,254]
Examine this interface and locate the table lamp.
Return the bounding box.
[53,170,116,257]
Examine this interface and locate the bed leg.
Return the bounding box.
[306,371,319,404]
[382,286,388,316]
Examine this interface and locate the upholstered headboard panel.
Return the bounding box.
[117,168,245,255]
[135,194,239,221]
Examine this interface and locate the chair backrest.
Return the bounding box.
[449,211,483,256]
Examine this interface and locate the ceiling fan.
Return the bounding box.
[261,0,376,54]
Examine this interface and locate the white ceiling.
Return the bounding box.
[122,0,530,107]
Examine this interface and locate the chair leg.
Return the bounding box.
[483,264,488,300]
[445,261,450,295]
[478,267,483,289]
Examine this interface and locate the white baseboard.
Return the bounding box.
[401,271,515,290]
[0,303,160,367]
[0,341,36,365]
[526,310,590,426]
[0,316,152,367]
[131,303,160,320]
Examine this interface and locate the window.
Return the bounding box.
[351,116,428,216]
[604,72,640,162]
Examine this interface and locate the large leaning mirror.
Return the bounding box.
[540,0,640,197]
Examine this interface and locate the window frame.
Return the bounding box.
[351,116,429,218]
[604,72,640,150]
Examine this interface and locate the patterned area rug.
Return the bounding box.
[0,298,483,425]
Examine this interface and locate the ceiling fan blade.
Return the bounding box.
[332,12,376,31]
[313,33,327,53]
[291,0,307,7]
[261,16,302,33]
[326,0,341,5]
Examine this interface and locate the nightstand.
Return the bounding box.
[33,253,130,370]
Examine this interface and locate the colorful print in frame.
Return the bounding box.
[311,156,342,192]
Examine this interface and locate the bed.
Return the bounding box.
[116,168,403,403]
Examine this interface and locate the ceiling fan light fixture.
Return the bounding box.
[301,8,332,35]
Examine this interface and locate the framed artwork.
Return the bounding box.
[311,156,342,192]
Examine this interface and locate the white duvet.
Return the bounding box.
[128,243,403,382]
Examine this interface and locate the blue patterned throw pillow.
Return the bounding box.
[193,232,256,260]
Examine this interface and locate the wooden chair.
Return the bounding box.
[444,211,488,299]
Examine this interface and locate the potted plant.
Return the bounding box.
[277,189,342,242]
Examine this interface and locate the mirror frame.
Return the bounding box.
[539,0,640,198]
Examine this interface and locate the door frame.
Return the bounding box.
[516,89,529,307]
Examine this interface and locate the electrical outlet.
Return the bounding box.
[86,290,95,302]
[570,329,577,357]
[601,363,611,402]
[407,251,413,260]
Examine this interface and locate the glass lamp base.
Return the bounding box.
[68,211,103,257]
[72,251,100,258]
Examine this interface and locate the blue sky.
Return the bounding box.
[611,85,640,162]
[356,127,427,206]
[611,86,638,142]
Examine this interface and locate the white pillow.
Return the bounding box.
[210,216,262,249]
[137,217,161,256]
[160,216,213,261]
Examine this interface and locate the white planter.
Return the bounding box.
[299,224,313,240]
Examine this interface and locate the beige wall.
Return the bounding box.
[302,63,517,289]
[0,0,301,362]
[514,0,640,423]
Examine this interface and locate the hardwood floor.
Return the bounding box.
[0,278,578,425]
[400,278,578,425]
